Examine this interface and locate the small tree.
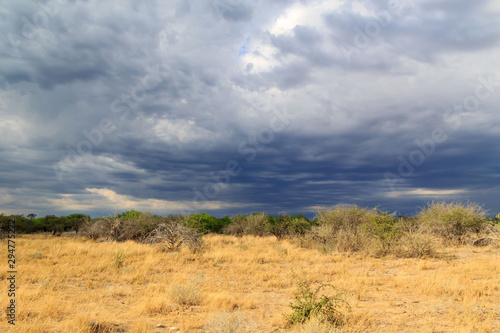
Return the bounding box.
[66,214,90,234]
[118,210,143,219]
[45,215,66,236]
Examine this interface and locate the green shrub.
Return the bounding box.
[417,201,490,244]
[184,213,228,234]
[265,214,315,240]
[66,213,90,234]
[29,252,44,259]
[361,208,399,254]
[287,276,349,327]
[118,209,143,219]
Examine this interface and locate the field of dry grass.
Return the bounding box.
[1,234,499,332]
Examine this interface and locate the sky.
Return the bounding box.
[1,0,499,219]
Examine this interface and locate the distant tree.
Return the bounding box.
[118,210,143,219]
[66,214,90,234]
[45,215,66,236]
[184,212,220,234]
[265,214,314,240]
[27,213,36,220]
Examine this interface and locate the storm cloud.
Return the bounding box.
[1,0,499,218]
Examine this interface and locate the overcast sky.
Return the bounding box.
[1,0,499,218]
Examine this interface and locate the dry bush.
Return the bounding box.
[223,215,246,236]
[224,214,268,237]
[79,218,115,240]
[203,312,243,333]
[302,205,377,253]
[142,219,203,253]
[79,216,154,241]
[299,206,436,257]
[417,201,490,244]
[293,315,341,333]
[334,228,370,253]
[389,218,434,257]
[315,205,371,236]
[396,230,435,258]
[86,320,122,333]
[169,275,203,306]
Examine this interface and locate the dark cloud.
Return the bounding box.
[0,0,499,218]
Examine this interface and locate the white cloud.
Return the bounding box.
[47,187,251,214]
[153,118,221,144]
[52,154,146,177]
[385,188,467,198]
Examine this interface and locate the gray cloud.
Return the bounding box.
[0,0,499,218]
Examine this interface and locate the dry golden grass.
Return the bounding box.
[1,234,499,332]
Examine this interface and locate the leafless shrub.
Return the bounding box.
[79,218,115,241]
[392,219,435,258]
[142,219,203,253]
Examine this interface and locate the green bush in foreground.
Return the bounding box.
[287,276,350,327]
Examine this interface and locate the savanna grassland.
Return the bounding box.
[1,232,499,333]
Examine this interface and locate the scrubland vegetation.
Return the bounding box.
[1,202,499,332]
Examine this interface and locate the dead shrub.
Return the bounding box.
[79,218,115,240]
[142,219,203,253]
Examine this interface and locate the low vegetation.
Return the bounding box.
[286,275,350,327]
[417,201,492,244]
[1,201,499,331]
